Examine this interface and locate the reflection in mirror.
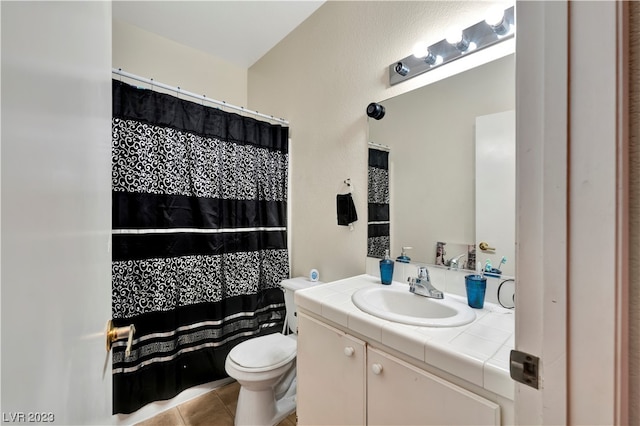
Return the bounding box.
[367,53,515,276]
[475,109,515,277]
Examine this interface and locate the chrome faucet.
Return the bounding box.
[408,266,443,299]
[448,253,466,270]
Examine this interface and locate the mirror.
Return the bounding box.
[367,53,515,276]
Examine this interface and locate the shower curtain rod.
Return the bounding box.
[112,68,289,125]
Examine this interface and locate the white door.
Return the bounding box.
[1,2,114,424]
[475,110,516,277]
[516,1,627,424]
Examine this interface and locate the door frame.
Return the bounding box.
[515,1,629,424]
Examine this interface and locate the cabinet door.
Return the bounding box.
[367,347,500,425]
[297,313,366,425]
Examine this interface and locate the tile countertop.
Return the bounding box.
[294,274,514,401]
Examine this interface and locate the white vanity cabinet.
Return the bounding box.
[367,347,499,425]
[297,312,500,425]
[297,313,366,425]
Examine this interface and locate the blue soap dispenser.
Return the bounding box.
[396,246,412,263]
[379,249,394,285]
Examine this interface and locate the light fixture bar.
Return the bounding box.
[388,6,514,86]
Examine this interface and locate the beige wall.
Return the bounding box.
[248,1,510,282]
[112,19,247,107]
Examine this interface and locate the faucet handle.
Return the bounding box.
[449,253,466,270]
[417,266,429,280]
[408,277,416,292]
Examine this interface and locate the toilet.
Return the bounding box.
[225,277,320,426]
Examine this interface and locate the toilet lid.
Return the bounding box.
[228,333,296,370]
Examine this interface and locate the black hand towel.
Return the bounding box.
[336,193,358,226]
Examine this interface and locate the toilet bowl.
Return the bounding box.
[224,277,320,426]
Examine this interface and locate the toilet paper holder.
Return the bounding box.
[106,320,136,357]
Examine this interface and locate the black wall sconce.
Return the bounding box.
[366,102,386,120]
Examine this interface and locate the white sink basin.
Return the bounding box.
[351,285,476,327]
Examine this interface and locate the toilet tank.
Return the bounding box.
[281,277,321,334]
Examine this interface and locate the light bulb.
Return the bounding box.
[485,7,505,27]
[485,7,509,36]
[445,29,463,46]
[446,30,470,52]
[412,42,430,59]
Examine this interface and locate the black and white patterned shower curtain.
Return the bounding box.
[367,148,390,257]
[111,80,289,414]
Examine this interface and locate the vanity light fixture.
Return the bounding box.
[423,50,440,66]
[394,62,410,76]
[445,30,471,52]
[389,5,515,86]
[485,7,511,36]
[412,43,442,66]
[423,49,441,66]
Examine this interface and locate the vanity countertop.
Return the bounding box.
[295,274,514,400]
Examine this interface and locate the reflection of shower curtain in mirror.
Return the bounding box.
[367,148,390,257]
[110,80,290,414]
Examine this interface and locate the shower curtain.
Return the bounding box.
[367,148,390,257]
[111,80,289,414]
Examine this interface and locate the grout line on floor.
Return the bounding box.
[214,389,235,419]
[174,403,187,426]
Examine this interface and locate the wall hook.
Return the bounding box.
[344,178,352,193]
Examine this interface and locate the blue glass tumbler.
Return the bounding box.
[465,275,487,309]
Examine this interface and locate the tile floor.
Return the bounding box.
[135,381,297,426]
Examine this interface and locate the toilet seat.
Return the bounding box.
[228,333,296,372]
